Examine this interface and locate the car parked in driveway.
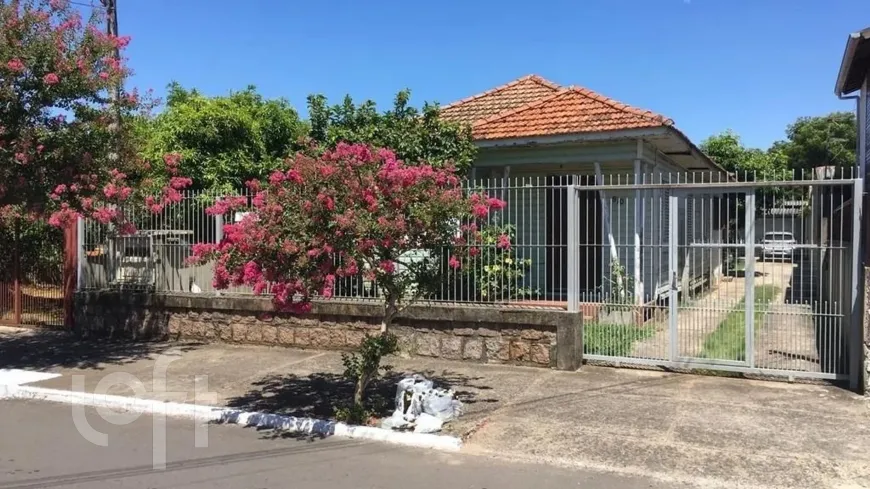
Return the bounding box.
[760,231,797,261]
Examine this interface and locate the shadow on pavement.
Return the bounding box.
[0,329,202,370]
[226,368,494,422]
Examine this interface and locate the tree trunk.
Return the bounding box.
[381,293,397,333]
[354,290,398,412]
[353,371,370,409]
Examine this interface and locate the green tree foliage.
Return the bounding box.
[700,130,786,176]
[779,112,857,171]
[307,90,476,172]
[140,83,308,192]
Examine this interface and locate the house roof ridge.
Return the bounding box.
[439,74,560,112]
[471,87,573,129]
[569,85,674,126]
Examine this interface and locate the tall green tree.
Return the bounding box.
[140,83,308,192]
[307,90,476,172]
[700,130,785,176]
[778,112,857,172]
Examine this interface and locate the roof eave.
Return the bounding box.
[473,127,671,148]
[474,126,727,175]
[835,28,870,96]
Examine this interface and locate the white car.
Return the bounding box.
[761,232,797,261]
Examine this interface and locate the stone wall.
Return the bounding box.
[865,267,870,395]
[74,292,583,369]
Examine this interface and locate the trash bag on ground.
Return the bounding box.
[421,388,463,421]
[381,374,462,433]
[413,413,443,433]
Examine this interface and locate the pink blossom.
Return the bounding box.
[98,72,109,80]
[169,176,192,190]
[253,281,268,295]
[205,196,246,215]
[14,153,27,164]
[472,204,489,218]
[6,59,24,72]
[379,260,396,274]
[91,207,118,224]
[118,222,137,235]
[163,152,181,167]
[242,261,262,284]
[103,183,119,199]
[53,184,67,194]
[112,35,131,49]
[487,197,507,210]
[496,234,511,250]
[48,206,78,227]
[448,256,461,269]
[286,169,303,184]
[43,73,60,85]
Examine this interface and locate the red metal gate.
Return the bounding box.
[0,220,69,328]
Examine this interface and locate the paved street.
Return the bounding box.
[0,400,691,489]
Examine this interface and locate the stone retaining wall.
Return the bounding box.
[74,292,583,369]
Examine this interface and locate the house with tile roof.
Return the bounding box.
[439,75,727,306]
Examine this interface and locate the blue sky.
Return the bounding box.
[109,0,864,150]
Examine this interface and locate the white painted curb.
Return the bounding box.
[0,383,462,452]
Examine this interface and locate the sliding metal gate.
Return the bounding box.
[582,175,862,383]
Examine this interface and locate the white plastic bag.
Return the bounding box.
[413,413,444,434]
[394,375,432,421]
[422,389,463,421]
[384,375,463,432]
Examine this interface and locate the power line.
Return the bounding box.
[67,0,106,9]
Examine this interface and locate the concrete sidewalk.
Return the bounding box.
[1,326,868,489]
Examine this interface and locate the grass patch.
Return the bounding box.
[698,285,779,361]
[584,322,656,357]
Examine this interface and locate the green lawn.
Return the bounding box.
[584,322,656,357]
[698,285,780,361]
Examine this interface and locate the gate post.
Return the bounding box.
[566,183,579,313]
[63,220,78,329]
[745,191,756,368]
[12,220,21,325]
[849,178,864,392]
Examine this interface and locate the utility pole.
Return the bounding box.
[100,0,121,161]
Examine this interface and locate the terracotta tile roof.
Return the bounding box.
[441,75,674,141]
[439,75,561,125]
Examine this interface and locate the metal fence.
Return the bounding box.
[574,171,861,381]
[78,171,863,381]
[1,221,65,328]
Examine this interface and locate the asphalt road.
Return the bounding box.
[0,400,690,489]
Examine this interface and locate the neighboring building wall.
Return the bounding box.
[863,76,870,394]
[863,77,869,175]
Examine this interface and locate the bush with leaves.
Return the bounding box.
[336,333,398,423]
[190,143,506,414]
[453,223,535,302]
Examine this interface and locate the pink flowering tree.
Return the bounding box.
[0,0,189,229]
[191,143,506,416]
